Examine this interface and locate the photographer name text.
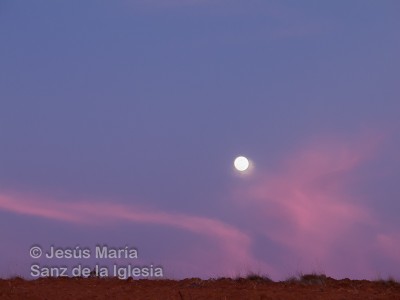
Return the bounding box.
[30,245,138,259]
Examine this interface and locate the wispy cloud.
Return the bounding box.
[1,131,398,279]
[232,133,396,278]
[0,192,262,276]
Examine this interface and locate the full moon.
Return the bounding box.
[234,156,250,172]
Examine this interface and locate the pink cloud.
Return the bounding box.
[1,132,397,279]
[0,195,85,224]
[232,134,390,278]
[0,192,264,277]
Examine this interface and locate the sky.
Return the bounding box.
[1,0,400,280]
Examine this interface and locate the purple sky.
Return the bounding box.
[1,0,400,280]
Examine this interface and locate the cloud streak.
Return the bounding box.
[1,132,398,279]
[0,193,261,277]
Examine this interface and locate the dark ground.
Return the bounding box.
[1,275,400,299]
